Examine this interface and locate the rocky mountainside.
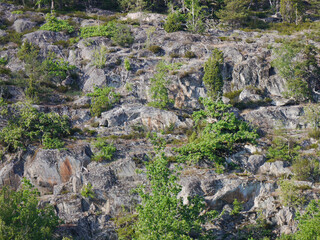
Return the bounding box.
[0,3,320,239]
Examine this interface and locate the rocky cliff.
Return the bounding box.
[0,3,319,239]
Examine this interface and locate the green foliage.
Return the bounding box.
[92,137,116,162]
[40,13,75,33]
[124,58,131,71]
[133,134,213,239]
[203,49,224,100]
[290,200,320,239]
[280,0,304,24]
[80,21,133,47]
[216,0,250,28]
[112,23,134,47]
[11,10,24,14]
[271,41,319,102]
[292,156,320,182]
[185,0,207,33]
[81,183,95,199]
[0,102,70,151]
[184,51,196,59]
[304,104,320,138]
[148,45,162,54]
[17,41,76,101]
[87,86,120,117]
[164,11,184,33]
[119,0,147,12]
[148,61,181,109]
[113,208,138,240]
[230,198,243,216]
[80,21,117,38]
[278,180,305,208]
[177,98,258,167]
[266,136,300,162]
[91,46,108,68]
[0,178,61,240]
[0,57,7,65]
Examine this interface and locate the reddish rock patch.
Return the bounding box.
[60,158,73,183]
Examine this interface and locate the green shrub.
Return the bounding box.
[87,86,120,117]
[91,46,108,68]
[304,104,320,139]
[124,58,131,71]
[133,134,214,239]
[176,98,258,167]
[230,199,243,216]
[203,49,224,100]
[266,136,300,162]
[278,180,305,208]
[80,22,116,38]
[148,45,162,54]
[285,200,320,239]
[111,23,134,47]
[81,183,95,199]
[0,178,61,240]
[92,137,116,162]
[40,13,74,33]
[184,51,196,59]
[148,61,181,109]
[0,57,8,65]
[164,11,184,33]
[113,209,138,240]
[11,10,24,14]
[0,102,70,151]
[292,156,320,182]
[272,40,319,102]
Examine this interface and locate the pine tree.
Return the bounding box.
[280,0,304,24]
[216,0,250,28]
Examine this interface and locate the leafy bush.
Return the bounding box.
[91,46,108,68]
[164,11,184,33]
[230,199,243,216]
[288,200,320,239]
[113,208,138,240]
[148,45,162,54]
[134,134,215,239]
[87,86,120,117]
[80,22,116,38]
[304,104,320,139]
[278,180,305,208]
[124,58,131,71]
[203,49,224,100]
[0,178,61,240]
[292,156,320,182]
[271,40,319,102]
[81,183,95,199]
[111,23,134,47]
[184,51,196,59]
[266,136,300,162]
[148,61,181,109]
[177,98,258,167]
[92,137,116,162]
[0,102,70,151]
[80,21,133,47]
[40,13,74,33]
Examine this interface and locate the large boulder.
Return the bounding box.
[13,19,36,33]
[258,161,292,177]
[24,144,92,193]
[81,68,107,92]
[23,30,68,46]
[98,104,193,131]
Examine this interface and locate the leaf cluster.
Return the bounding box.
[40,13,75,33]
[0,179,61,240]
[0,102,70,151]
[87,86,120,117]
[177,98,258,166]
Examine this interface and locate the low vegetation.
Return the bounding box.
[0,101,70,151]
[177,98,258,170]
